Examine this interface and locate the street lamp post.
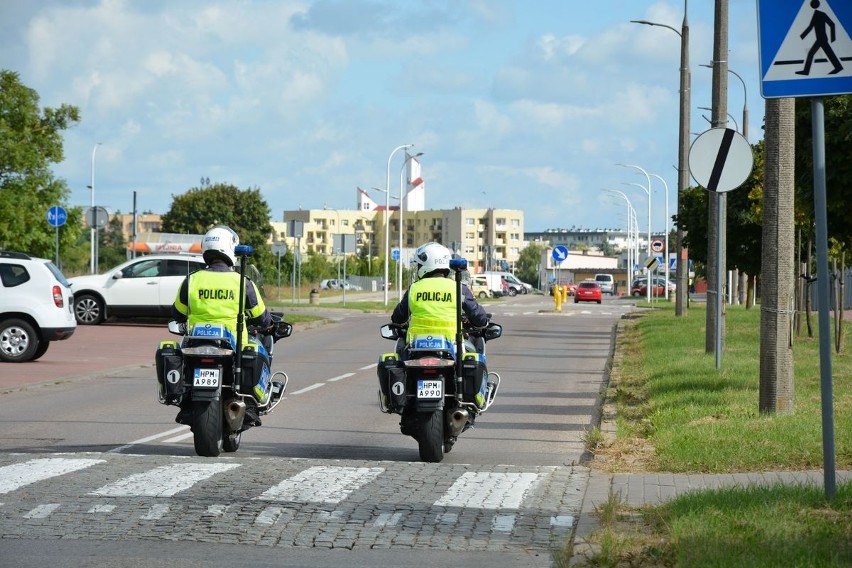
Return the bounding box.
[383,144,413,305]
[605,189,637,291]
[630,1,689,315]
[701,63,748,141]
[649,173,670,300]
[88,142,102,274]
[618,163,653,302]
[397,152,424,301]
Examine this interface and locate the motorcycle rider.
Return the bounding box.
[171,225,283,424]
[391,242,489,354]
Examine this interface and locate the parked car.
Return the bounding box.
[0,251,76,362]
[319,278,361,291]
[469,275,493,299]
[549,282,577,296]
[631,277,676,297]
[574,281,602,304]
[68,253,206,324]
[481,271,533,296]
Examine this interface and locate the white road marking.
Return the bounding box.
[88,504,116,514]
[433,472,542,510]
[328,372,355,382]
[141,504,169,520]
[492,514,516,532]
[256,465,384,504]
[91,462,241,497]
[255,506,285,525]
[290,383,325,395]
[161,432,194,443]
[24,503,60,518]
[374,512,403,527]
[551,515,575,527]
[359,363,378,370]
[0,458,105,495]
[108,425,189,453]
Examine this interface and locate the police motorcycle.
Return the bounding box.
[155,244,292,457]
[377,257,503,462]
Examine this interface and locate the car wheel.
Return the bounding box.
[0,318,39,363]
[508,288,517,297]
[75,293,105,325]
[597,300,602,304]
[31,340,50,361]
[478,291,488,299]
[521,287,528,295]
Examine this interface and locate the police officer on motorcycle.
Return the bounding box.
[391,242,489,355]
[171,225,283,424]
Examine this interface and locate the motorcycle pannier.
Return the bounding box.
[156,341,184,401]
[241,346,271,404]
[377,353,406,410]
[462,353,488,408]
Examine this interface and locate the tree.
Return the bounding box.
[515,242,547,288]
[161,183,274,277]
[0,70,83,260]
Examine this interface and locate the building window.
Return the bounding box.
[466,218,475,225]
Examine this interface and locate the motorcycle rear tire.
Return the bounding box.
[192,399,223,457]
[417,410,444,463]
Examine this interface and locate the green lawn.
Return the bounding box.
[563,302,852,567]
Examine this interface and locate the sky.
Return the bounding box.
[1,0,768,233]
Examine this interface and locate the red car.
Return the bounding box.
[574,281,602,304]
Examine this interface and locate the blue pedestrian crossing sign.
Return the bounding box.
[552,245,568,263]
[758,0,852,98]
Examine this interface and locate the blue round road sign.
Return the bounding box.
[47,206,67,227]
[552,245,569,262]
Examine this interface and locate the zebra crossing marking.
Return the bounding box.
[24,503,60,519]
[91,462,241,497]
[433,472,542,509]
[0,458,104,495]
[141,504,169,520]
[256,465,384,504]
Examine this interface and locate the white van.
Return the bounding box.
[594,273,615,295]
[481,271,533,297]
[477,273,507,297]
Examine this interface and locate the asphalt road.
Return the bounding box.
[0,294,635,567]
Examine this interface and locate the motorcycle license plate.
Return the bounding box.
[417,379,442,399]
[193,368,220,387]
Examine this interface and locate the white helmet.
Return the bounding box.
[413,242,451,279]
[201,225,239,266]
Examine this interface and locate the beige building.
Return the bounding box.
[277,204,524,273]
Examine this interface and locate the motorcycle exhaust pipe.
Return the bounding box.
[448,409,470,437]
[225,399,246,431]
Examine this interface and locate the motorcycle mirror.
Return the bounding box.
[449,257,467,272]
[167,320,184,335]
[235,244,254,256]
[484,323,502,341]
[380,324,400,340]
[275,321,293,339]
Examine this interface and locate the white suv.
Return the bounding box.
[0,251,76,362]
[68,254,206,325]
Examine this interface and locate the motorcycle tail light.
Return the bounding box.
[52,285,64,308]
[404,357,454,368]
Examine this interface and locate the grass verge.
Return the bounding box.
[564,302,852,567]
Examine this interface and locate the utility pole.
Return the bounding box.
[706,0,728,353]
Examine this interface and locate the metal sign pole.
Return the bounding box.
[810,97,836,499]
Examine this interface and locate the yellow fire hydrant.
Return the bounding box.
[554,284,562,311]
[562,285,569,304]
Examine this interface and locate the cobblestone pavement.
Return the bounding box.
[0,452,588,554]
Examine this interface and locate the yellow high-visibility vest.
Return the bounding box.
[406,277,456,343]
